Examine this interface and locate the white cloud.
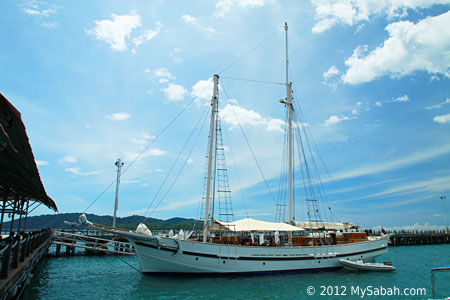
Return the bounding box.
[106,112,131,121]
[191,78,214,104]
[180,14,215,33]
[324,115,350,126]
[323,65,340,89]
[162,83,187,101]
[393,95,410,102]
[36,160,49,166]
[22,1,57,17]
[23,7,56,17]
[123,148,167,162]
[131,22,162,54]
[59,155,77,164]
[220,103,285,132]
[86,14,142,51]
[375,101,382,107]
[332,143,450,181]
[122,180,140,184]
[214,0,273,17]
[355,175,450,201]
[324,102,363,126]
[433,113,450,124]
[425,98,450,109]
[65,167,100,176]
[376,223,446,232]
[342,11,450,84]
[170,48,182,63]
[148,149,167,156]
[323,65,339,80]
[187,158,194,164]
[151,67,175,83]
[130,132,155,145]
[181,15,196,24]
[311,0,450,33]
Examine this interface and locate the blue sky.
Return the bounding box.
[1,0,449,229]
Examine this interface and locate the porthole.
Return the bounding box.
[263,262,266,265]
[223,260,226,264]
[195,257,198,261]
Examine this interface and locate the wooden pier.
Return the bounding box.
[50,229,134,256]
[0,229,52,300]
[366,230,450,246]
[390,232,450,246]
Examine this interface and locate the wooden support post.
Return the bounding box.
[17,199,24,233]
[71,241,76,255]
[0,236,12,278]
[9,199,17,233]
[55,244,61,256]
[0,192,8,233]
[19,233,26,262]
[22,200,30,232]
[24,232,30,257]
[11,234,20,269]
[31,231,36,252]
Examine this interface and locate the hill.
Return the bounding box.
[3,213,199,231]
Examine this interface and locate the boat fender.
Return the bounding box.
[136,223,152,236]
[78,214,92,225]
[186,230,194,240]
[175,229,185,240]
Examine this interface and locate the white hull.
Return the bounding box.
[339,259,396,272]
[119,231,389,274]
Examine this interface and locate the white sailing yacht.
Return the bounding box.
[85,23,389,274]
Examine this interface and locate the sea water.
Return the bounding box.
[23,244,450,299]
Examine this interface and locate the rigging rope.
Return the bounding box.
[141,104,210,223]
[288,63,345,225]
[292,87,342,224]
[222,120,249,219]
[146,114,209,218]
[218,30,279,75]
[220,82,278,208]
[221,76,284,86]
[79,80,211,220]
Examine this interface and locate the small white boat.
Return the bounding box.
[339,259,396,271]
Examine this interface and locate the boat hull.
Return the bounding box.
[124,233,389,274]
[339,259,396,272]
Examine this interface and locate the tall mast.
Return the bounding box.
[442,195,449,234]
[285,22,294,245]
[113,158,123,228]
[203,74,219,242]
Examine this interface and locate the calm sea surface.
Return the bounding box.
[23,244,450,299]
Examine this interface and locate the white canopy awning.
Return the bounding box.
[294,221,355,230]
[215,217,304,232]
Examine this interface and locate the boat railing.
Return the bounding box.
[431,265,450,299]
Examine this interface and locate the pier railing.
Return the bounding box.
[51,229,134,256]
[0,229,52,279]
[365,229,450,246]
